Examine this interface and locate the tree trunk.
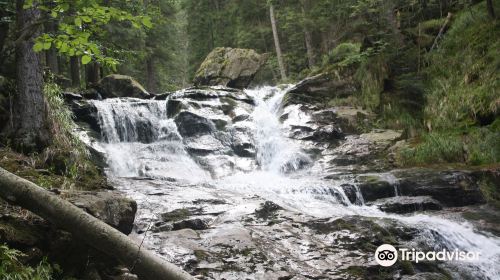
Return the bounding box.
[146,57,157,94]
[487,0,495,19]
[0,167,195,280]
[0,7,9,62]
[301,0,315,68]
[70,56,81,88]
[5,0,52,152]
[86,61,100,86]
[44,20,59,74]
[269,4,287,81]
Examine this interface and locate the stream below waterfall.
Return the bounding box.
[81,86,500,279]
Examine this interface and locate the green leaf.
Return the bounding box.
[43,42,52,50]
[74,17,82,27]
[81,55,92,65]
[142,17,153,28]
[33,42,44,52]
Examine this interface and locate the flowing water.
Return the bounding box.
[87,86,500,279]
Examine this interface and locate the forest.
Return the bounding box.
[0,0,499,279]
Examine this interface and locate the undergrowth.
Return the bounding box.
[398,1,499,166]
[0,244,59,280]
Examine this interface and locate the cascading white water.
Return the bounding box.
[87,86,500,279]
[91,98,209,180]
[247,86,311,173]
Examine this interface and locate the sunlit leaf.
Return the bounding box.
[82,55,92,65]
[33,42,44,52]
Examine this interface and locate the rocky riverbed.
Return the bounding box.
[69,84,500,280]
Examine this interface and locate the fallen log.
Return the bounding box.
[0,167,194,280]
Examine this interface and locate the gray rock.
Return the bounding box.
[394,169,485,207]
[172,219,209,231]
[354,169,486,207]
[369,196,443,214]
[97,74,150,99]
[193,47,268,89]
[62,91,83,102]
[64,191,137,234]
[356,175,396,202]
[174,111,216,137]
[255,201,283,219]
[71,100,101,134]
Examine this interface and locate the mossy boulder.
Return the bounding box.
[193,47,268,89]
[96,74,150,99]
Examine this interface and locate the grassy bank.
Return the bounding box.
[399,1,499,166]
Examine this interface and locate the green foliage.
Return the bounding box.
[423,1,499,130]
[0,244,59,280]
[322,43,361,66]
[42,79,106,189]
[26,0,153,71]
[43,79,80,150]
[399,124,500,166]
[399,132,464,165]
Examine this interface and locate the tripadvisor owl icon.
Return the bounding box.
[375,244,398,266]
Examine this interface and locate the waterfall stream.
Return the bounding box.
[86,86,500,279]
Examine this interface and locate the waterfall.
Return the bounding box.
[246,86,311,173]
[84,86,500,280]
[90,98,209,180]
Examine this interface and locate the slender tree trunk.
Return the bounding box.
[269,4,287,81]
[487,0,495,19]
[70,56,81,88]
[44,20,59,74]
[0,167,195,280]
[86,61,100,86]
[0,7,9,62]
[301,0,315,68]
[146,57,157,94]
[5,0,52,152]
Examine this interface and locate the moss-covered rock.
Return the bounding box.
[193,47,268,89]
[96,74,150,99]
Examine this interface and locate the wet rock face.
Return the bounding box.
[193,47,268,89]
[97,74,150,99]
[64,191,137,234]
[167,87,257,176]
[255,201,283,219]
[354,170,485,207]
[172,219,209,231]
[395,169,485,207]
[174,111,216,137]
[70,100,101,134]
[369,196,443,214]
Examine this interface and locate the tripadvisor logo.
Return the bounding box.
[374,244,480,267]
[375,244,398,267]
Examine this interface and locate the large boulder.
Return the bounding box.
[96,74,150,99]
[193,47,268,89]
[174,111,217,137]
[63,191,137,234]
